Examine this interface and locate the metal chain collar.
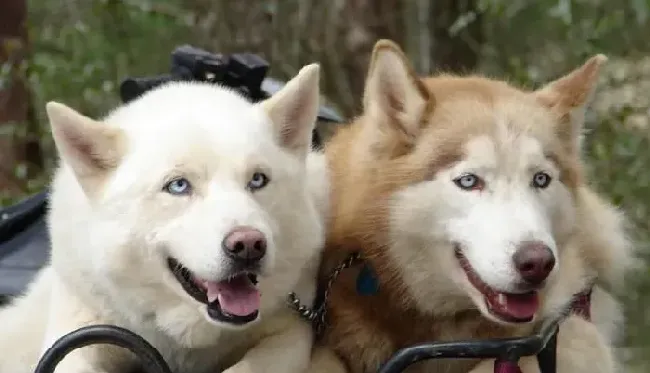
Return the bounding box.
[287,253,594,340]
[287,252,362,336]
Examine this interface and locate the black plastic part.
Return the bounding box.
[171,44,227,81]
[119,75,176,104]
[227,53,269,101]
[536,325,558,373]
[0,191,50,297]
[0,190,47,244]
[34,325,173,373]
[376,318,560,373]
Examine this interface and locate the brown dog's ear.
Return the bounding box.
[46,101,125,196]
[362,40,431,153]
[534,54,607,153]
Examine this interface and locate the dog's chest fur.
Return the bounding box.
[318,249,534,373]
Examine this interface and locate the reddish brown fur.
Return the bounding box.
[317,41,613,373]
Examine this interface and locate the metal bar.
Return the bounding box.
[537,326,558,373]
[376,318,561,373]
[34,325,173,373]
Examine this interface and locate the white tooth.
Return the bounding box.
[497,294,506,306]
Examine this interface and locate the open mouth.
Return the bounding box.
[167,257,261,325]
[454,247,539,323]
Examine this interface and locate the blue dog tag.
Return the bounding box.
[356,263,379,296]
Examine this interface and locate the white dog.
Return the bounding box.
[0,64,325,373]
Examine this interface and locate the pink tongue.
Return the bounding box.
[503,292,539,319]
[204,276,260,317]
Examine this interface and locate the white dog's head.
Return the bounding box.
[338,40,606,326]
[46,64,323,336]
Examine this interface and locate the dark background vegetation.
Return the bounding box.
[1,0,648,369]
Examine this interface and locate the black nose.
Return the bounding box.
[221,226,267,263]
[512,241,555,286]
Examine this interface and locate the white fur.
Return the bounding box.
[0,64,326,373]
[388,126,575,322]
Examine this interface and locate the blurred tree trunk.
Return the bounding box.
[182,0,484,116]
[335,0,484,114]
[0,0,40,196]
[428,0,484,73]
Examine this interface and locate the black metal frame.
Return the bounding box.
[34,325,172,373]
[378,317,559,373]
[34,319,558,373]
[0,190,48,245]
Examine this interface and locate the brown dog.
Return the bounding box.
[306,40,632,373]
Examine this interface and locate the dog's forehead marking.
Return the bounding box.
[463,136,497,165]
[464,134,545,168]
[460,109,549,179]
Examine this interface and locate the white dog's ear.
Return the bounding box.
[534,54,607,153]
[363,39,431,154]
[261,64,320,155]
[46,101,125,194]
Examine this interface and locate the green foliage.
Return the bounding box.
[480,0,650,83]
[585,111,650,351]
[25,0,195,172]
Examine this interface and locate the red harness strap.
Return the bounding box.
[494,360,523,373]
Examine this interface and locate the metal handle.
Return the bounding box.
[34,325,172,373]
[34,321,558,373]
[376,318,559,373]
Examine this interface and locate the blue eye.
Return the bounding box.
[164,178,192,195]
[453,173,484,191]
[532,171,552,189]
[247,172,270,191]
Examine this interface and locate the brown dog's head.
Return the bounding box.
[327,40,626,326]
